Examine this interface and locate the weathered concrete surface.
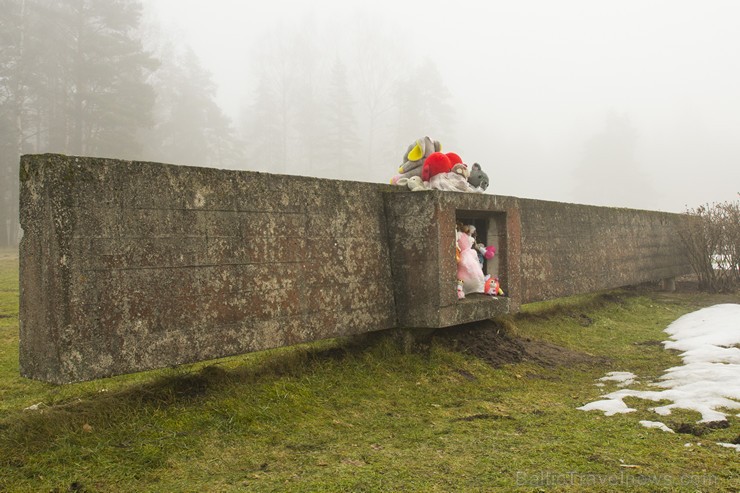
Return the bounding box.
[19,154,400,383]
[19,154,691,383]
[517,198,690,304]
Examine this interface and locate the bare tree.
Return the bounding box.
[679,200,740,292]
[142,41,243,169]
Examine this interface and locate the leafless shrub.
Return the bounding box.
[678,200,740,292]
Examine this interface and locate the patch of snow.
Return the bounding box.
[579,304,740,424]
[577,398,636,416]
[639,420,674,433]
[717,442,740,451]
[599,371,637,386]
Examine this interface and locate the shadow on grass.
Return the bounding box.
[0,290,628,466]
[517,290,634,323]
[0,330,394,460]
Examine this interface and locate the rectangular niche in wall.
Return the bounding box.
[455,210,508,296]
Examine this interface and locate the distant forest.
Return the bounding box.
[0,0,455,247]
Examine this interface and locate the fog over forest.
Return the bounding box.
[2,0,739,246]
[144,0,740,210]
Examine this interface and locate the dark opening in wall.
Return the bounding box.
[455,210,508,296]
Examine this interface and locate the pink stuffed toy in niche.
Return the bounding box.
[456,224,501,298]
[456,231,485,296]
[466,224,496,266]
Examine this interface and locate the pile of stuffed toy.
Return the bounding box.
[390,136,503,298]
[390,136,489,193]
[455,223,504,299]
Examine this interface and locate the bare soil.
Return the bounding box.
[432,319,608,368]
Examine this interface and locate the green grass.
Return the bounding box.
[0,252,738,492]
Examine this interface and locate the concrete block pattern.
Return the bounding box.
[19,155,398,383]
[19,155,691,383]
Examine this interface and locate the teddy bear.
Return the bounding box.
[391,140,489,194]
[451,162,470,179]
[395,175,428,191]
[425,152,487,192]
[446,152,463,168]
[390,136,441,184]
[467,163,489,190]
[421,152,454,182]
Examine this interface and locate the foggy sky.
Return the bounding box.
[144,0,740,212]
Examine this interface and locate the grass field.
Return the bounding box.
[0,250,738,492]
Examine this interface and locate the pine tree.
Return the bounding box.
[0,0,157,246]
[143,44,243,169]
[62,0,156,157]
[322,57,359,180]
[395,58,455,146]
[351,18,407,177]
[241,72,282,172]
[241,25,305,174]
[0,0,30,246]
[0,0,156,158]
[289,18,329,176]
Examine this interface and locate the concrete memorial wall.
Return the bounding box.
[19,154,690,383]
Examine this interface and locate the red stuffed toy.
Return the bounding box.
[446,152,463,167]
[421,152,452,182]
